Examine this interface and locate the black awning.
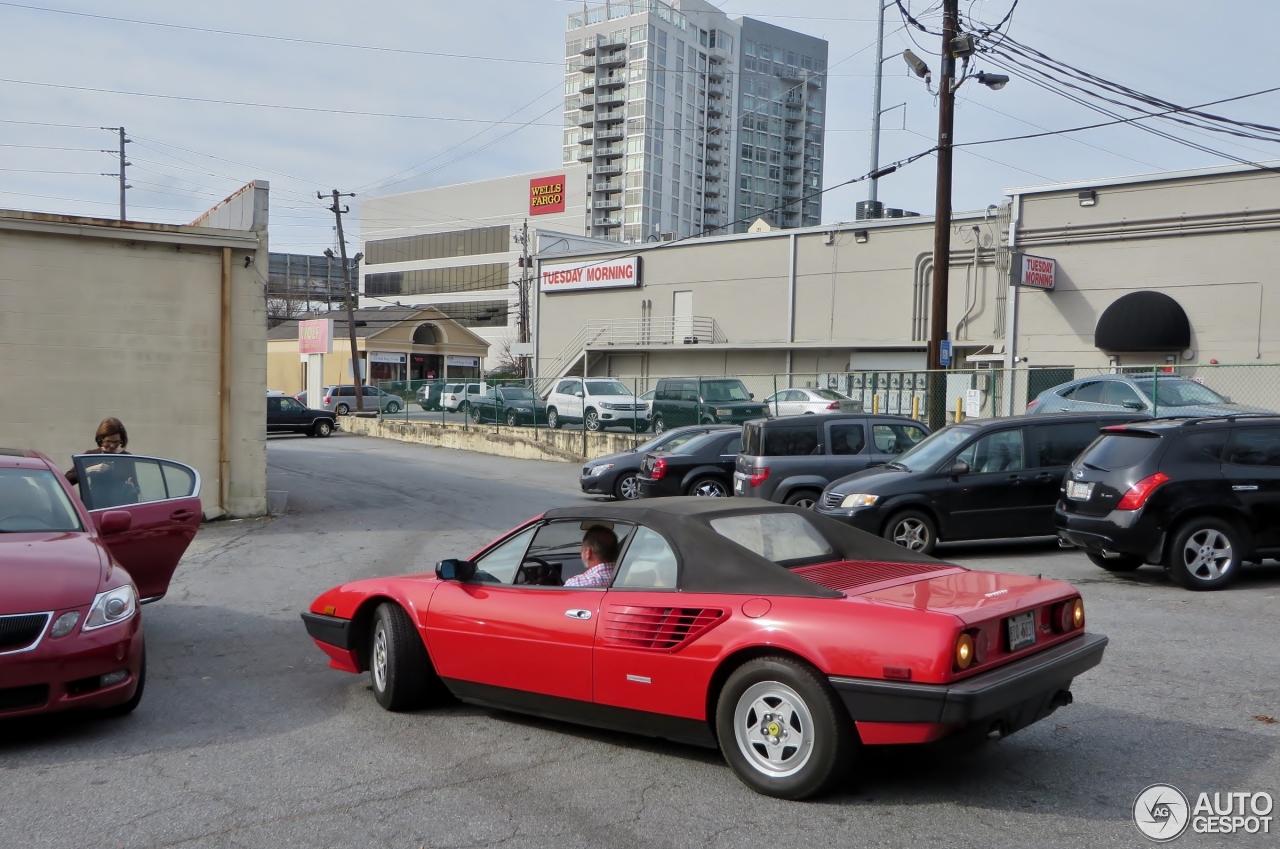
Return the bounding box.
[1094,290,1191,352]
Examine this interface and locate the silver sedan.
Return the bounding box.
[1026,373,1273,418]
[763,387,863,417]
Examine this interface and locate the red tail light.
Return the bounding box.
[1026,399,1038,412]
[825,401,840,410]
[749,467,770,487]
[651,457,667,480]
[323,395,332,404]
[1116,472,1169,510]
[294,394,304,403]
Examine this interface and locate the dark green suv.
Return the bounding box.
[650,377,769,434]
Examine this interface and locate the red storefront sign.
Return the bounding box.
[1015,253,1056,290]
[298,318,333,354]
[529,175,566,215]
[540,257,641,293]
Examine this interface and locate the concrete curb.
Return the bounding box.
[338,416,650,463]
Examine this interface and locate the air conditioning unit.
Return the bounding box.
[682,336,700,344]
[660,233,677,242]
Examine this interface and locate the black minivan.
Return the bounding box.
[815,412,1145,553]
[1056,415,1280,590]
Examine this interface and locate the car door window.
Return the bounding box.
[612,526,679,589]
[1031,422,1102,467]
[77,456,167,509]
[829,423,866,455]
[267,397,282,413]
[680,383,699,402]
[956,429,1025,473]
[763,425,820,456]
[1103,381,1145,409]
[1069,382,1106,403]
[555,380,573,394]
[785,390,806,402]
[1225,427,1280,466]
[721,436,742,456]
[873,423,927,454]
[525,521,634,586]
[473,526,536,584]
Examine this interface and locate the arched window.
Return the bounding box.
[413,323,440,345]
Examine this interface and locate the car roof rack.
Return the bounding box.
[1159,413,1280,426]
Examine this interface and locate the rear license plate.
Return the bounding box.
[734,478,744,494]
[1066,481,1094,501]
[1007,612,1036,652]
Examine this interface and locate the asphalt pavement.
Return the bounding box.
[3,433,1278,848]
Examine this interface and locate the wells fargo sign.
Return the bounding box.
[529,175,566,215]
[298,318,333,354]
[540,257,641,293]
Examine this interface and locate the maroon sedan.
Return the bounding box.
[0,449,201,719]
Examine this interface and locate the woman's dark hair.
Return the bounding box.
[94,417,128,448]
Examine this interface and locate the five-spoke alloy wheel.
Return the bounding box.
[615,473,640,500]
[884,509,937,555]
[1169,518,1242,590]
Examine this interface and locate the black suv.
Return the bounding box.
[650,377,769,433]
[267,395,336,437]
[815,412,1145,554]
[1056,416,1280,590]
[734,414,930,507]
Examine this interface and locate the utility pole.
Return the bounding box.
[868,2,887,205]
[926,0,960,428]
[321,189,364,413]
[515,220,532,379]
[100,126,131,222]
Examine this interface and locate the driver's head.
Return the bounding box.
[581,526,620,566]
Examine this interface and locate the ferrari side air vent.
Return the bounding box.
[603,605,726,651]
[793,560,953,593]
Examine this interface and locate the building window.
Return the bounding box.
[364,262,510,297]
[366,225,511,266]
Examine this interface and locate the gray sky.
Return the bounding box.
[3,1,1278,253]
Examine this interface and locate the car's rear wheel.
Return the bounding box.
[370,602,438,711]
[506,409,519,427]
[784,489,821,510]
[470,405,483,423]
[652,414,666,434]
[312,419,333,438]
[547,408,560,429]
[1086,551,1142,572]
[1168,517,1243,590]
[585,409,601,431]
[689,476,729,497]
[102,646,145,718]
[386,401,401,414]
[884,509,937,555]
[335,403,351,416]
[614,473,640,500]
[716,656,855,800]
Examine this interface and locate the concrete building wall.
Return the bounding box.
[0,184,269,517]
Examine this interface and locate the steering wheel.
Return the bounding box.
[0,513,52,530]
[515,556,562,586]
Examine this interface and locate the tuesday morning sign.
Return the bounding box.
[540,257,641,293]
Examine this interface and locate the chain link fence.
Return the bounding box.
[375,363,1280,439]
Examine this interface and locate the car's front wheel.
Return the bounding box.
[370,603,439,711]
[386,401,401,414]
[1168,517,1244,590]
[784,489,821,510]
[689,476,729,497]
[547,408,560,429]
[614,473,640,500]
[585,409,601,431]
[335,403,351,416]
[652,414,666,434]
[312,419,333,438]
[884,509,937,554]
[1086,551,1142,572]
[716,656,855,799]
[505,409,520,427]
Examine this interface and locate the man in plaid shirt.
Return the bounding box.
[564,526,620,588]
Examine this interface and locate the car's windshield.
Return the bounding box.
[892,425,978,471]
[503,388,536,400]
[586,380,630,396]
[1130,378,1229,407]
[701,380,750,402]
[0,468,84,533]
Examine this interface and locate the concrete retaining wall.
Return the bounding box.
[340,416,648,463]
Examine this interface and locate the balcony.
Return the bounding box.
[706,119,725,134]
[589,197,622,212]
[595,91,625,108]
[782,170,801,185]
[578,95,595,111]
[596,109,625,124]
[593,180,622,193]
[591,163,623,177]
[706,101,723,118]
[579,133,595,145]
[597,73,626,89]
[784,124,803,140]
[596,128,623,143]
[576,147,595,163]
[598,49,626,68]
[593,216,622,228]
[707,61,725,82]
[706,151,722,166]
[595,144,624,159]
[708,83,725,97]
[705,167,722,181]
[578,111,597,128]
[704,183,720,198]
[580,76,597,94]
[704,134,721,149]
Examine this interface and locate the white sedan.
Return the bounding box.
[763,387,863,417]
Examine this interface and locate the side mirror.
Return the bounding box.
[99,510,133,536]
[949,459,970,477]
[435,558,477,582]
[574,391,584,398]
[1123,400,1145,410]
[749,393,755,400]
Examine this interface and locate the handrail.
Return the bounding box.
[534,316,729,393]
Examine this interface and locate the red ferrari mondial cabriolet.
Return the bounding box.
[303,499,1107,799]
[1,449,201,719]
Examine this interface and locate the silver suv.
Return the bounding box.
[545,378,648,432]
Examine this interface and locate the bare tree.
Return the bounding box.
[266,295,308,329]
[488,336,524,377]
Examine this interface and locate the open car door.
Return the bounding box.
[73,454,202,602]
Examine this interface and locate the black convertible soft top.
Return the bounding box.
[542,498,951,598]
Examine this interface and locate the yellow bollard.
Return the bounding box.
[954,397,963,423]
[872,394,880,414]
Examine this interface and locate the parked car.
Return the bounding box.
[763,387,863,417]
[470,386,548,426]
[442,382,483,413]
[650,377,770,434]
[735,415,930,508]
[815,413,1147,554]
[545,378,649,432]
[637,428,742,497]
[1027,373,1273,418]
[268,395,336,437]
[581,424,737,500]
[421,383,450,411]
[1056,415,1280,590]
[318,385,402,415]
[302,499,1106,799]
[0,449,201,718]
[639,389,655,419]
